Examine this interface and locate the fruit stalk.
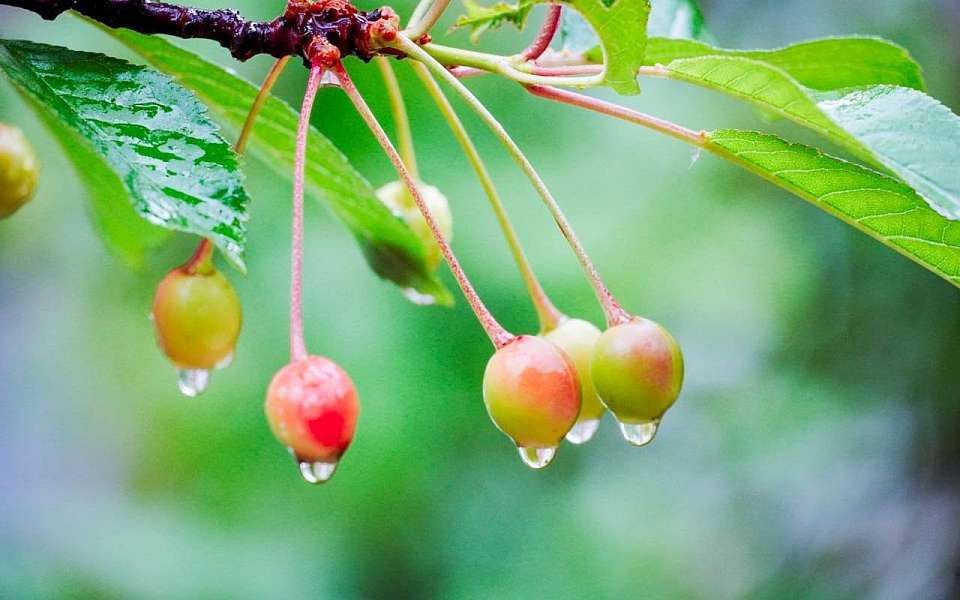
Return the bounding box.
[289,63,325,360]
[396,36,630,327]
[376,56,418,178]
[410,61,564,332]
[334,61,514,348]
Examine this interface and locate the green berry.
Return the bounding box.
[152,260,242,370]
[376,180,452,271]
[0,124,39,219]
[544,318,605,443]
[483,335,580,460]
[591,317,684,425]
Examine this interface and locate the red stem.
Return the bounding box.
[289,64,324,361]
[333,62,514,349]
[183,238,214,275]
[521,4,562,61]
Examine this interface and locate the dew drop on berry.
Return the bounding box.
[176,368,210,397]
[689,147,702,169]
[565,419,600,445]
[214,352,234,371]
[401,287,439,306]
[617,419,660,447]
[318,70,341,89]
[298,459,338,484]
[517,446,557,470]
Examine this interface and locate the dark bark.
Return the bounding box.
[1,0,392,63]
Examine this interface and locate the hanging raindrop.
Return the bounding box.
[617,419,660,447]
[176,368,210,397]
[402,287,438,305]
[214,352,234,370]
[565,419,600,445]
[517,446,557,469]
[298,459,338,484]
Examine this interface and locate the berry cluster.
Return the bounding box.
[0,3,684,485]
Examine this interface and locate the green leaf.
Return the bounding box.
[31,106,170,265]
[647,0,707,40]
[706,129,960,287]
[558,0,701,68]
[454,0,535,44]
[0,39,249,270]
[107,29,453,306]
[662,55,960,218]
[644,36,925,91]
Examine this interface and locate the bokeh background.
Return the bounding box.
[2,0,959,597]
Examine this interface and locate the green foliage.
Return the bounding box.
[707,129,960,286]
[0,39,248,270]
[644,36,925,90]
[665,55,960,218]
[460,0,652,94]
[454,0,535,44]
[107,29,453,306]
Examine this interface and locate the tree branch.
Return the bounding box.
[1,0,395,63]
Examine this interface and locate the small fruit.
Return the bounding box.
[152,254,242,371]
[482,335,580,468]
[376,180,452,271]
[544,318,605,444]
[265,356,360,482]
[591,317,683,443]
[0,124,39,218]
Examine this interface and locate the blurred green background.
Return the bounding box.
[2,0,959,597]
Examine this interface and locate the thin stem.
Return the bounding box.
[376,56,418,180]
[334,62,514,348]
[397,36,629,327]
[406,0,436,34]
[521,5,562,61]
[526,84,707,147]
[290,64,324,361]
[423,43,603,88]
[403,0,451,40]
[410,61,564,333]
[183,238,214,275]
[235,56,290,154]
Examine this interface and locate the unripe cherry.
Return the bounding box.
[265,355,359,483]
[376,180,452,271]
[0,124,39,219]
[151,243,241,395]
[591,317,684,446]
[544,318,605,444]
[482,335,581,468]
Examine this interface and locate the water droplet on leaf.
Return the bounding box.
[565,419,600,445]
[298,459,338,484]
[618,419,660,447]
[176,368,210,397]
[518,446,557,469]
[214,352,234,370]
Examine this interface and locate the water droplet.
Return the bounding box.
[318,70,341,88]
[618,419,660,447]
[689,147,702,169]
[402,287,438,306]
[176,368,210,397]
[298,459,338,484]
[214,352,234,370]
[565,419,600,445]
[517,446,557,470]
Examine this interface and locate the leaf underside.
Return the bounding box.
[0,39,249,270]
[107,28,453,306]
[707,130,960,287]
